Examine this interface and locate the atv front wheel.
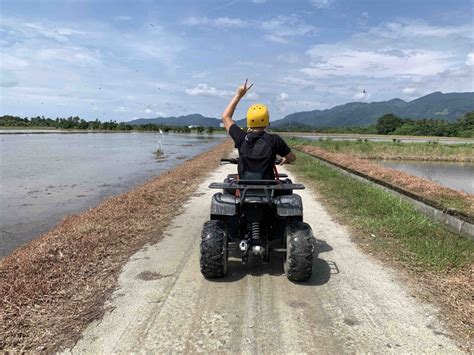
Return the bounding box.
[200,220,228,278]
[284,222,314,281]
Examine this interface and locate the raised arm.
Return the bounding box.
[221,79,253,132]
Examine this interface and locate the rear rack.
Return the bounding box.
[210,180,304,203]
[209,181,304,190]
[226,173,289,179]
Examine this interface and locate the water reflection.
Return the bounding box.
[0,132,224,257]
[378,160,474,194]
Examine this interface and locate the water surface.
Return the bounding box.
[378,160,474,194]
[297,135,474,145]
[0,132,224,257]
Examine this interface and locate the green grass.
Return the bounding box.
[291,151,473,271]
[287,137,474,162]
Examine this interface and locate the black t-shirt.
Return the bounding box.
[229,124,291,179]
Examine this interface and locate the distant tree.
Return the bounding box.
[206,126,214,134]
[196,126,204,133]
[454,111,474,137]
[78,119,89,129]
[375,114,404,134]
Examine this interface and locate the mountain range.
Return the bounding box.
[127,113,220,127]
[273,92,474,128]
[127,92,474,128]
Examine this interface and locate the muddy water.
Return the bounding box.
[378,160,474,194]
[0,132,224,257]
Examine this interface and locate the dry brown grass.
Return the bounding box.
[0,140,233,351]
[296,145,474,216]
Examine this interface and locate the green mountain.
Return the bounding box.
[126,92,474,129]
[273,92,474,128]
[127,113,220,127]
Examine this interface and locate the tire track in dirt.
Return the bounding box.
[69,161,462,353]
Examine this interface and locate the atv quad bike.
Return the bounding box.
[200,158,315,281]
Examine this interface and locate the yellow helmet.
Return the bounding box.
[247,103,269,128]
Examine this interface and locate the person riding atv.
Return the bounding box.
[198,80,315,282]
[221,79,296,179]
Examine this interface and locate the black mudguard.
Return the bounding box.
[274,194,303,217]
[210,192,238,216]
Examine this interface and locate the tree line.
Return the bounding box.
[274,111,474,138]
[0,115,215,133]
[374,112,473,137]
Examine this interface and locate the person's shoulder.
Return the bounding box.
[265,131,284,141]
[229,124,246,144]
[229,123,244,134]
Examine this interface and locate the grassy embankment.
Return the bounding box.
[289,137,474,162]
[288,145,473,341]
[289,137,474,216]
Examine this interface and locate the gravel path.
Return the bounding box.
[69,162,461,353]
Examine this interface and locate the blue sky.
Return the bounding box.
[1,0,473,122]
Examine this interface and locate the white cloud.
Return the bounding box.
[466,53,474,66]
[352,91,371,101]
[246,91,259,100]
[1,53,30,70]
[214,17,248,27]
[22,22,86,42]
[261,15,318,43]
[185,84,233,98]
[310,0,333,9]
[144,108,153,113]
[183,14,317,43]
[372,20,472,39]
[36,47,101,66]
[182,16,248,28]
[287,17,473,109]
[278,92,289,101]
[402,87,417,94]
[303,47,452,78]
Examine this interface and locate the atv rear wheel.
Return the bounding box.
[284,222,314,281]
[200,220,228,278]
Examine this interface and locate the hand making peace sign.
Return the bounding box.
[236,79,254,98]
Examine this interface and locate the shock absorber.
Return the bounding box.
[251,222,260,239]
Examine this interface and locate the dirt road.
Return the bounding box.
[69,163,461,353]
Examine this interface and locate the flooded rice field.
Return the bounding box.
[0,132,224,257]
[378,160,474,194]
[297,134,474,145]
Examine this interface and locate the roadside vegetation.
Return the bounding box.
[287,137,474,162]
[294,143,474,216]
[0,115,218,134]
[289,151,473,338]
[275,111,474,138]
[291,151,472,269]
